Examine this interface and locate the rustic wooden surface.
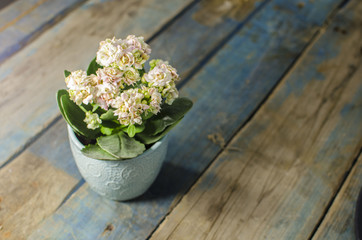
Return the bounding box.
[313,154,362,240]
[0,0,361,239]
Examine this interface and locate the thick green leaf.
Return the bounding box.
[81,143,118,160]
[64,70,71,78]
[97,134,120,158]
[142,97,193,136]
[137,118,183,145]
[94,132,145,159]
[118,132,145,158]
[126,125,136,138]
[60,94,100,139]
[87,57,103,75]
[100,109,118,121]
[57,89,68,117]
[100,126,113,135]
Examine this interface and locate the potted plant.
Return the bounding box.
[57,35,193,201]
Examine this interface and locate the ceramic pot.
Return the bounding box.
[67,125,168,201]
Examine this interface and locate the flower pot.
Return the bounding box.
[67,125,168,201]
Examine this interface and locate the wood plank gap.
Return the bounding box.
[308,148,362,240]
[147,0,201,43]
[176,0,271,90]
[56,179,85,211]
[0,0,19,11]
[0,0,88,65]
[0,115,62,170]
[337,0,352,9]
[146,1,350,238]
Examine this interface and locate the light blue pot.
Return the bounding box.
[67,125,168,201]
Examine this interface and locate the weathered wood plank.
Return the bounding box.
[0,0,195,167]
[28,0,345,239]
[0,151,78,240]
[149,0,265,79]
[312,154,362,240]
[0,0,86,63]
[150,1,362,239]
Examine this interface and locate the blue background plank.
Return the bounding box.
[0,0,86,63]
[28,0,345,239]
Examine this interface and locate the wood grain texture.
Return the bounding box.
[312,153,362,240]
[0,151,78,240]
[0,0,194,167]
[28,0,345,239]
[0,0,86,63]
[150,1,362,239]
[149,0,264,79]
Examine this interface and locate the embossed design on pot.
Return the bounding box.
[67,125,168,201]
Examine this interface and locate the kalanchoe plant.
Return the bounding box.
[57,35,193,160]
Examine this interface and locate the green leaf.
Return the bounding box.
[95,132,145,159]
[126,125,136,137]
[64,70,71,78]
[81,143,118,160]
[137,118,183,145]
[57,89,68,117]
[118,132,145,158]
[87,57,103,75]
[59,92,100,139]
[92,104,99,112]
[100,109,118,121]
[97,134,120,158]
[100,126,113,135]
[142,97,193,136]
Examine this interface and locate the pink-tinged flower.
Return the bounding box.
[84,111,102,130]
[96,38,120,67]
[163,83,179,105]
[123,67,140,85]
[112,89,149,126]
[96,36,151,70]
[141,86,162,114]
[65,70,96,105]
[94,68,121,110]
[143,60,180,104]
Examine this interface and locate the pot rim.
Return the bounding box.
[67,125,167,162]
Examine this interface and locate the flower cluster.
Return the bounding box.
[65,36,180,128]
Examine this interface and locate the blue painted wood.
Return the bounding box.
[28,0,345,239]
[150,0,362,237]
[313,155,362,240]
[0,0,86,64]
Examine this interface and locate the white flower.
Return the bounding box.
[163,84,179,105]
[84,111,102,130]
[143,60,180,104]
[123,67,140,85]
[96,36,151,70]
[141,86,162,114]
[96,38,120,67]
[65,70,96,105]
[112,89,149,126]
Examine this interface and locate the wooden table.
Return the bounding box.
[0,0,361,239]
